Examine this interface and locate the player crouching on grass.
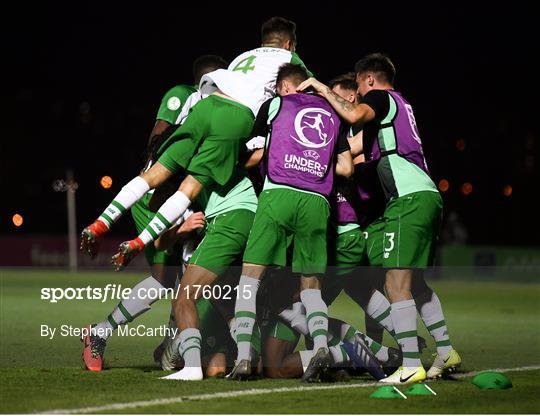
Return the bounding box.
[226,63,354,382]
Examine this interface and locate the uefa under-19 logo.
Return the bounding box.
[290,107,335,149]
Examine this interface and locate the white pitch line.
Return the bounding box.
[39,365,540,414]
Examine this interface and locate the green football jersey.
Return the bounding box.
[156,84,197,124]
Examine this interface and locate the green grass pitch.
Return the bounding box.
[1,270,539,413]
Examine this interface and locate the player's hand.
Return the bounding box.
[296,77,327,94]
[178,211,205,234]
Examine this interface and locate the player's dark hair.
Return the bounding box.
[354,53,396,85]
[329,72,357,92]
[276,63,308,87]
[261,16,297,47]
[192,54,228,84]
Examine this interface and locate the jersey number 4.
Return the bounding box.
[232,55,256,73]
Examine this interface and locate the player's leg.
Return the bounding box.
[322,226,360,307]
[228,190,291,380]
[263,316,376,381]
[379,192,444,383]
[262,319,302,379]
[401,191,460,377]
[269,317,384,381]
[111,175,202,270]
[198,296,234,378]
[80,94,215,259]
[82,264,175,372]
[412,272,461,378]
[364,269,387,343]
[378,200,422,383]
[378,267,428,384]
[325,318,386,380]
[82,195,181,371]
[111,97,254,269]
[322,226,391,369]
[160,264,218,381]
[80,163,175,258]
[363,220,397,337]
[104,101,208,265]
[298,274,331,383]
[293,192,332,382]
[165,209,255,381]
[330,225,394,344]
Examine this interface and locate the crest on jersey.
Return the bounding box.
[167,96,181,111]
[290,107,335,149]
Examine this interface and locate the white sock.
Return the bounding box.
[333,322,357,342]
[418,292,452,356]
[94,276,164,340]
[329,344,349,365]
[299,350,316,373]
[362,334,390,362]
[278,302,308,335]
[300,289,328,351]
[179,328,202,368]
[139,191,191,245]
[234,276,260,361]
[390,299,421,367]
[98,176,149,227]
[366,290,394,335]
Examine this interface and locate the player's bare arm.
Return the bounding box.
[335,150,354,178]
[149,120,171,143]
[245,148,264,168]
[297,78,376,124]
[348,130,363,158]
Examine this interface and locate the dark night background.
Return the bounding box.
[1,2,537,246]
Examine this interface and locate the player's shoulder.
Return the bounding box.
[160,84,197,112]
[365,88,388,97]
[362,89,391,107]
[164,84,197,97]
